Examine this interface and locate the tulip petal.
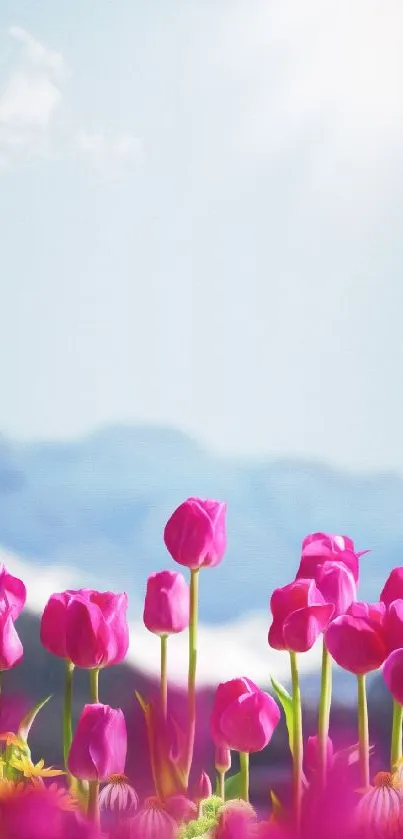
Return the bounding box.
[283,604,334,652]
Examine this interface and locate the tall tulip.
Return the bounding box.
[143,570,189,719]
[68,703,127,826]
[41,589,129,771]
[269,578,334,828]
[211,677,280,802]
[164,497,227,782]
[305,560,356,790]
[325,609,387,788]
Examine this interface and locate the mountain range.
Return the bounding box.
[0,424,402,623]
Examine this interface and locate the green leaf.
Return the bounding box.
[18,695,52,743]
[270,675,294,757]
[224,771,243,800]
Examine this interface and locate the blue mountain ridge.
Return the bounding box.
[0,424,402,623]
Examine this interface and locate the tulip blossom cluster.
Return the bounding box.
[1,507,403,838]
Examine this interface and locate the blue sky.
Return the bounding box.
[1,0,403,472]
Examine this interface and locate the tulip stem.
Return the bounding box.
[289,651,303,833]
[391,700,403,771]
[63,660,74,769]
[317,642,332,789]
[186,568,199,780]
[88,779,100,827]
[160,634,168,720]
[218,769,225,801]
[90,668,99,704]
[357,673,370,788]
[239,751,250,802]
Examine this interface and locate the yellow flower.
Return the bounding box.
[8,754,65,780]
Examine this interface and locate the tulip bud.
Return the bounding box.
[143,570,189,636]
[0,565,26,619]
[215,745,231,773]
[164,497,227,570]
[211,677,280,753]
[268,579,334,653]
[68,703,127,781]
[305,734,334,776]
[0,607,23,671]
[192,770,212,802]
[325,614,387,674]
[41,589,129,668]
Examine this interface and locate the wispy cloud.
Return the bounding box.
[0,27,65,170]
[77,129,143,174]
[0,26,141,176]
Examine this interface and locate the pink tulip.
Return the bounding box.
[297,532,366,584]
[192,770,212,802]
[0,606,23,670]
[67,703,127,781]
[324,614,387,674]
[215,744,231,772]
[143,570,189,635]
[347,600,386,623]
[383,599,403,653]
[0,564,26,619]
[381,567,403,607]
[305,734,334,776]
[163,497,227,570]
[383,648,403,705]
[210,677,280,753]
[40,589,129,668]
[268,579,334,652]
[310,561,356,618]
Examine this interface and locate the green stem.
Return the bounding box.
[357,673,370,788]
[239,751,250,802]
[89,668,99,704]
[88,780,100,826]
[185,568,199,779]
[160,634,168,720]
[63,660,74,768]
[290,651,303,833]
[317,642,332,789]
[391,700,403,771]
[218,769,225,800]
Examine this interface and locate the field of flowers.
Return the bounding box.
[0,497,402,838]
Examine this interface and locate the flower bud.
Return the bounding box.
[143,570,189,636]
[164,497,227,570]
[68,703,127,781]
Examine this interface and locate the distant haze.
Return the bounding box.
[1,1,403,472]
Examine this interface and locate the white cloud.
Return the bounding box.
[77,129,143,173]
[0,27,65,169]
[9,26,65,77]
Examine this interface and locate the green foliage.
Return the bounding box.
[223,771,243,800]
[270,675,294,757]
[18,695,53,743]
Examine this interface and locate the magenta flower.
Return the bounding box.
[215,744,231,772]
[383,648,403,705]
[0,606,23,670]
[268,579,334,652]
[348,600,386,623]
[143,570,189,636]
[383,599,403,654]
[210,677,280,753]
[297,532,366,584]
[325,613,387,674]
[163,497,227,570]
[191,770,212,802]
[381,567,403,607]
[124,798,177,839]
[40,589,129,668]
[67,703,127,781]
[0,564,26,619]
[305,734,334,777]
[310,561,357,618]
